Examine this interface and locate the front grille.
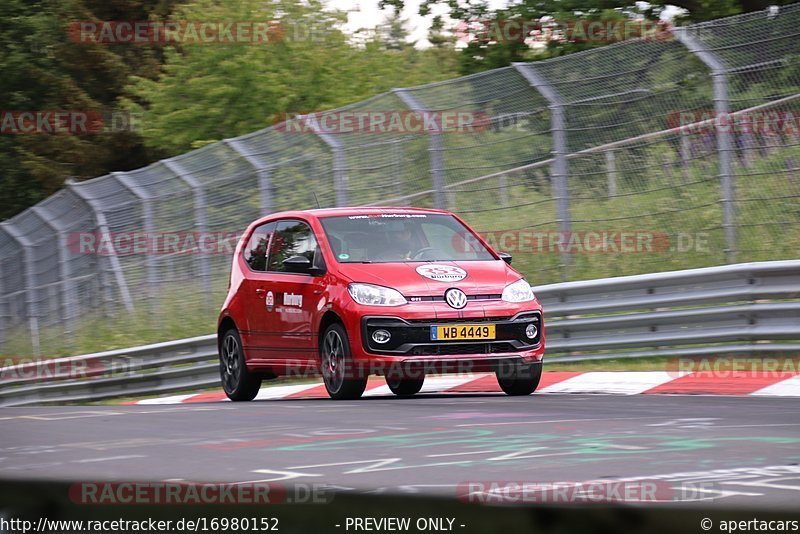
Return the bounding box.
[407,342,517,356]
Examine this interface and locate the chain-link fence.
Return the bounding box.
[2,6,799,356]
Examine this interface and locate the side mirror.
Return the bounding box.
[498,252,513,265]
[282,255,324,275]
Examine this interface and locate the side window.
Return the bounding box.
[243,222,275,271]
[268,220,320,273]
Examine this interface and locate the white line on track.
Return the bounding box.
[456,416,658,427]
[72,455,147,464]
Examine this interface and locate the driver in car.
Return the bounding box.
[387,224,416,260]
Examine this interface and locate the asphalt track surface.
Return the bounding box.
[1,394,799,508]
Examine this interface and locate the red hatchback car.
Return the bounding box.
[217,207,545,400]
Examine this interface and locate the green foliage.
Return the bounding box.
[124,0,460,156]
[379,0,799,75]
[0,0,181,220]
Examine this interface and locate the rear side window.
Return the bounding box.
[267,220,320,272]
[243,222,275,271]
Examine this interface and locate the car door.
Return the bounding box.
[263,219,327,365]
[238,221,276,362]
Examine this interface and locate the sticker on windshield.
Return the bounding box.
[338,253,350,260]
[348,214,427,219]
[416,264,467,282]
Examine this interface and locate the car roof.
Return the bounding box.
[248,206,452,228]
[305,206,451,217]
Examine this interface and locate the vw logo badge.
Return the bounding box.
[445,288,468,309]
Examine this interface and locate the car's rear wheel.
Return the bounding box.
[220,328,261,401]
[321,323,367,400]
[386,374,425,396]
[496,362,542,396]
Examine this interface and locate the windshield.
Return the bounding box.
[319,213,496,263]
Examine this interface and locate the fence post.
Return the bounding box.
[674,27,736,263]
[162,159,212,305]
[303,115,348,207]
[0,222,40,356]
[680,130,691,183]
[112,172,159,313]
[498,174,509,208]
[67,179,134,314]
[223,138,274,215]
[30,206,77,343]
[394,88,447,210]
[0,254,4,347]
[391,140,405,204]
[512,63,572,280]
[605,150,617,197]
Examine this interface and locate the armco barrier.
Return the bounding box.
[1,260,798,406]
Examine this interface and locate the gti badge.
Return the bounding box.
[445,288,468,309]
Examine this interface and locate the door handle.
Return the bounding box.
[255,288,267,298]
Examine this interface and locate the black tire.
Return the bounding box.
[496,362,542,396]
[386,374,425,396]
[320,323,367,400]
[219,328,261,401]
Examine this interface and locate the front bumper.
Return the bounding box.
[360,311,542,359]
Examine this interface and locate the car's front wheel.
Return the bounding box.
[386,374,425,396]
[321,323,368,400]
[496,362,542,396]
[220,328,261,401]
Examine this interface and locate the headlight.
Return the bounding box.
[348,283,407,306]
[501,279,535,303]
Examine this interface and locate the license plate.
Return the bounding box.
[430,324,496,341]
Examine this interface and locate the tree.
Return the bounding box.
[125,0,461,155]
[379,0,799,75]
[0,0,181,220]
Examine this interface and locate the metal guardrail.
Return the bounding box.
[1,260,798,406]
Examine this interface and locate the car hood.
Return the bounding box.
[335,260,519,296]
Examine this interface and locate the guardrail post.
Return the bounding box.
[30,206,77,343]
[303,116,348,207]
[0,222,40,356]
[394,88,447,210]
[67,179,134,315]
[674,27,736,263]
[162,160,212,305]
[223,138,274,215]
[513,63,572,280]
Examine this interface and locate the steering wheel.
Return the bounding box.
[411,247,437,260]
